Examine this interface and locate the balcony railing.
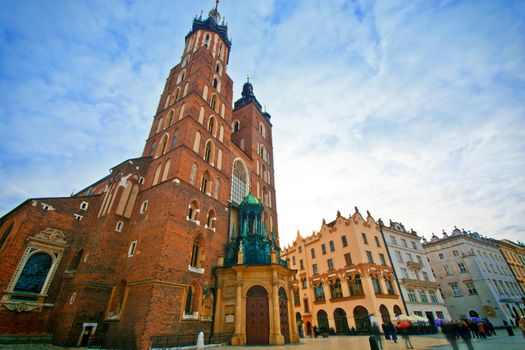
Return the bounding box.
[406,261,423,270]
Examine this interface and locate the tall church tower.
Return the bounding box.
[0,2,297,349]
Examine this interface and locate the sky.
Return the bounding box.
[1,0,524,247]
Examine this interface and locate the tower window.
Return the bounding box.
[210,94,218,111]
[80,201,89,211]
[189,163,198,185]
[190,237,202,267]
[128,241,137,257]
[206,210,216,230]
[184,286,193,315]
[115,221,124,232]
[204,140,215,164]
[139,200,148,214]
[200,172,210,194]
[213,78,218,89]
[187,201,199,221]
[204,34,210,48]
[232,120,240,133]
[207,116,216,134]
[231,159,248,204]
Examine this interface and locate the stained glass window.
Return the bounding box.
[231,160,247,204]
[14,252,52,294]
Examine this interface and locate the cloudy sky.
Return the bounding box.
[1,0,524,246]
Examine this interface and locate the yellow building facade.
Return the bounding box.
[282,208,405,335]
[498,239,525,297]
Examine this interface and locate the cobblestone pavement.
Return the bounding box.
[224,333,525,350]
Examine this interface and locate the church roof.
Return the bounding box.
[240,192,260,206]
[186,7,231,49]
[234,79,272,122]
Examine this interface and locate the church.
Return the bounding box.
[0,3,298,349]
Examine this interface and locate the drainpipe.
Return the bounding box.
[379,221,409,316]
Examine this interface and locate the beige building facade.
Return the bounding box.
[282,208,405,335]
[381,220,450,321]
[423,228,525,326]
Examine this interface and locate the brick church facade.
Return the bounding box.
[0,4,297,349]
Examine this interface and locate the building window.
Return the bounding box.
[385,279,395,295]
[429,290,438,303]
[401,268,409,279]
[187,201,199,221]
[303,298,309,313]
[416,255,423,264]
[401,239,407,248]
[300,259,304,270]
[341,235,348,247]
[313,264,318,274]
[379,253,386,265]
[184,286,193,316]
[330,279,343,299]
[411,241,417,250]
[298,246,302,253]
[115,221,124,232]
[80,201,89,210]
[232,120,240,133]
[450,283,461,297]
[301,278,307,289]
[422,271,429,281]
[406,253,413,261]
[418,289,428,303]
[438,253,446,260]
[372,277,382,294]
[362,233,368,245]
[206,210,216,230]
[366,251,374,263]
[321,244,326,255]
[390,236,397,245]
[139,200,148,214]
[311,248,316,259]
[458,262,468,273]
[190,237,202,268]
[444,265,452,275]
[128,241,137,257]
[396,251,403,263]
[329,240,335,252]
[314,283,325,301]
[200,171,210,193]
[436,311,444,319]
[465,281,478,295]
[407,288,417,302]
[344,253,352,266]
[348,274,364,296]
[293,289,300,306]
[231,159,248,204]
[374,236,381,247]
[327,259,334,270]
[292,256,296,265]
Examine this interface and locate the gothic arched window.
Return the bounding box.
[200,171,210,194]
[187,200,199,221]
[171,129,179,150]
[207,116,216,134]
[204,140,214,164]
[189,163,198,185]
[214,178,220,199]
[231,159,248,204]
[232,120,240,133]
[14,252,53,294]
[185,286,193,314]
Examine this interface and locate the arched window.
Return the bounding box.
[149,142,157,157]
[380,304,390,323]
[14,252,53,294]
[68,249,84,271]
[204,140,215,164]
[232,120,240,133]
[215,61,222,75]
[206,210,216,229]
[167,110,175,127]
[155,133,170,158]
[185,286,193,314]
[259,123,265,137]
[393,305,402,316]
[317,310,329,332]
[262,187,268,206]
[164,95,171,109]
[207,116,216,135]
[173,87,181,104]
[187,200,199,221]
[210,94,218,111]
[171,129,179,150]
[231,159,248,204]
[218,43,223,57]
[177,70,186,84]
[213,77,218,90]
[153,163,162,185]
[217,149,223,170]
[204,34,210,48]
[353,306,370,332]
[161,159,171,182]
[190,237,202,267]
[214,178,220,199]
[189,163,198,185]
[200,171,210,194]
[156,117,163,133]
[107,279,127,320]
[193,131,201,153]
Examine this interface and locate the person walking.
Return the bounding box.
[486,320,496,336]
[477,321,487,339]
[459,320,475,350]
[370,322,383,349]
[518,317,525,338]
[441,320,459,350]
[389,322,398,343]
[398,325,414,349]
[313,325,319,338]
[503,320,515,336]
[382,323,390,340]
[469,320,480,339]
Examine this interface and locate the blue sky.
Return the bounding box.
[1,0,524,246]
